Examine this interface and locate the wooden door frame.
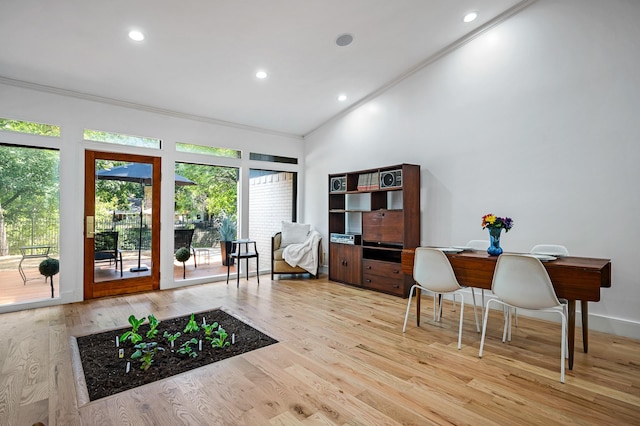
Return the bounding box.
[84,151,161,299]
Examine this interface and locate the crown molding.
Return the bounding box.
[0,75,303,140]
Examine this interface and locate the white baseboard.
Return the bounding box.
[442,288,640,340]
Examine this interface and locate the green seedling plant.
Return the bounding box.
[183,313,200,333]
[177,338,198,358]
[131,342,164,371]
[163,331,181,349]
[208,325,231,348]
[120,315,146,345]
[146,314,161,339]
[202,322,219,337]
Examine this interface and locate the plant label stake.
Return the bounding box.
[126,362,130,373]
[118,349,124,359]
[202,317,206,326]
[232,333,235,344]
[199,339,202,351]
[116,336,119,347]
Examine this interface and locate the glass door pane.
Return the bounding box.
[94,160,153,280]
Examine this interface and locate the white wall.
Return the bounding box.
[303,0,640,338]
[0,82,303,312]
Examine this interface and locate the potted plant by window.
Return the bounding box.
[175,247,191,279]
[219,213,237,266]
[39,257,59,298]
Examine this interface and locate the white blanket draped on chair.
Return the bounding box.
[283,230,321,274]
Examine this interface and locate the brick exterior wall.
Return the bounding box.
[249,172,294,272]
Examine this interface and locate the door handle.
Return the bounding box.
[86,216,95,238]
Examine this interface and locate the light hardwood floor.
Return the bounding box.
[1,275,639,425]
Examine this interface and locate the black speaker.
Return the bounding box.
[330,176,346,193]
[380,170,402,188]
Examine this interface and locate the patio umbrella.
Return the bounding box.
[96,163,196,272]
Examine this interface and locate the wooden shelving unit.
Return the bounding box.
[328,164,420,297]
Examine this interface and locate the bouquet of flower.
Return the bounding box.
[481,214,514,232]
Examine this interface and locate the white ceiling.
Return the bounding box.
[0,0,526,137]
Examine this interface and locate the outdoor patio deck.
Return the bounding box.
[0,247,239,306]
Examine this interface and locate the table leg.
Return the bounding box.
[581,300,589,353]
[19,256,27,285]
[416,288,421,327]
[567,299,576,370]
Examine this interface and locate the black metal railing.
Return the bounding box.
[2,217,59,255]
[1,217,225,256]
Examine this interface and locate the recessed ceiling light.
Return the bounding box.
[128,30,145,41]
[463,12,478,23]
[337,94,347,102]
[336,34,354,47]
[256,70,268,79]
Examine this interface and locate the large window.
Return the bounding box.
[173,162,238,281]
[0,144,60,304]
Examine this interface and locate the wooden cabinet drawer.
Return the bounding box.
[362,259,404,296]
[363,210,404,244]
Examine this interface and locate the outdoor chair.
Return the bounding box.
[174,228,197,268]
[94,231,123,277]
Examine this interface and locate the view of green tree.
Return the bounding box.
[84,129,160,149]
[0,118,61,137]
[0,144,60,255]
[94,160,144,223]
[176,142,240,159]
[92,161,237,226]
[175,163,237,220]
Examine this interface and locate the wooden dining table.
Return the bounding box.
[401,249,611,370]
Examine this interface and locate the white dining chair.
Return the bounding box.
[503,244,571,333]
[402,248,479,349]
[530,244,570,257]
[478,254,568,383]
[506,244,571,334]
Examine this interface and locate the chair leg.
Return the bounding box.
[226,258,231,284]
[560,310,566,383]
[433,293,437,322]
[479,299,496,358]
[256,255,260,284]
[433,293,442,321]
[470,289,480,333]
[402,285,418,332]
[502,307,510,343]
[457,293,465,350]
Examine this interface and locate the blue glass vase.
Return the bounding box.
[487,227,504,256]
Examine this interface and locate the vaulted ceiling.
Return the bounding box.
[0,0,527,137]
